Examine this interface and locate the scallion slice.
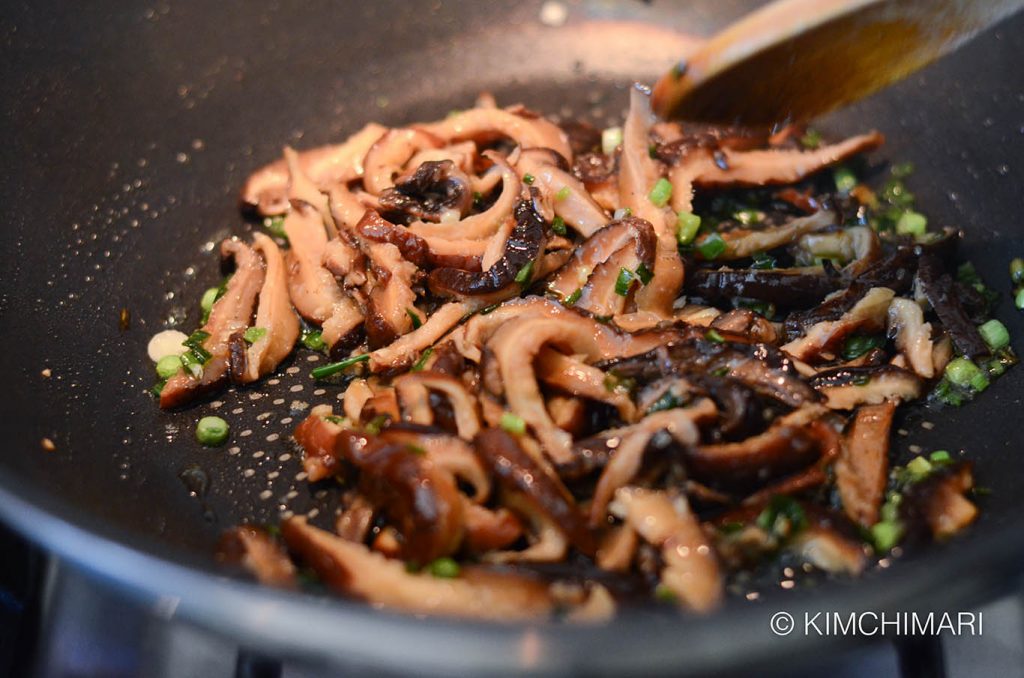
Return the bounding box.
[500,412,526,435]
[648,178,672,208]
[696,233,727,260]
[675,211,701,245]
[311,353,370,379]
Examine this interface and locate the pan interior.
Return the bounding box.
[1,0,1023,618]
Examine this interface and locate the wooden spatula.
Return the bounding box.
[651,0,1024,125]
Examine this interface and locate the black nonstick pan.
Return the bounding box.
[2,0,1024,674]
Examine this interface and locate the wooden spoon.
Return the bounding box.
[651,0,1024,125]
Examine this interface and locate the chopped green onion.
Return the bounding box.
[969,370,990,392]
[646,390,685,414]
[522,173,535,185]
[696,233,727,260]
[183,330,212,363]
[890,161,915,179]
[733,208,763,225]
[150,380,166,397]
[735,298,776,319]
[1011,258,1024,285]
[929,450,952,464]
[514,260,535,285]
[411,347,433,372]
[479,303,499,315]
[200,287,219,315]
[834,167,857,194]
[751,251,776,270]
[500,412,526,435]
[601,126,623,155]
[324,415,347,426]
[755,495,807,539]
[636,263,653,285]
[406,443,426,456]
[799,129,822,150]
[614,268,638,296]
[364,415,389,435]
[196,416,230,447]
[896,210,927,236]
[705,328,725,343]
[880,493,902,523]
[1016,288,1024,311]
[155,355,182,380]
[428,557,460,579]
[263,215,287,239]
[555,186,571,201]
[675,211,701,245]
[243,327,267,344]
[648,178,673,208]
[472,190,484,205]
[301,329,326,352]
[871,521,903,552]
[931,378,966,407]
[978,319,1010,351]
[564,288,582,306]
[603,373,636,394]
[944,357,982,388]
[906,456,933,480]
[842,334,885,361]
[179,351,204,379]
[613,207,632,220]
[311,353,370,379]
[654,583,678,603]
[551,215,567,236]
[406,308,422,330]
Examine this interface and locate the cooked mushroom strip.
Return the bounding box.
[903,463,978,540]
[160,239,265,408]
[380,426,489,502]
[545,217,656,302]
[611,488,722,612]
[240,122,386,216]
[408,152,520,241]
[392,372,481,440]
[368,300,479,372]
[686,405,827,487]
[293,405,352,481]
[782,287,895,362]
[535,349,636,421]
[589,400,717,526]
[463,502,524,553]
[217,526,297,588]
[788,520,867,576]
[810,366,921,410]
[362,128,444,195]
[741,419,842,506]
[668,132,884,212]
[708,210,834,261]
[836,401,896,528]
[516,148,608,237]
[281,517,553,620]
[596,525,639,573]
[364,241,418,349]
[485,314,677,463]
[283,204,363,350]
[419,106,572,161]
[336,494,375,543]
[322,235,367,288]
[474,429,595,557]
[377,159,473,223]
[405,141,478,180]
[710,308,779,345]
[428,198,546,303]
[357,209,483,270]
[342,379,374,422]
[599,331,819,409]
[887,298,935,378]
[917,254,989,358]
[620,88,683,317]
[235,233,300,382]
[685,267,839,309]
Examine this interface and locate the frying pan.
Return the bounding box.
[2,0,1023,674]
